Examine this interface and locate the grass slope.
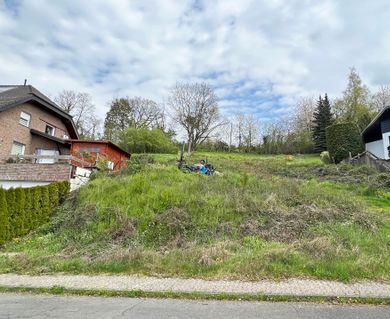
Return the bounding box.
[1,152,389,281]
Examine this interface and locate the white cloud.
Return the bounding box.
[1,0,390,123]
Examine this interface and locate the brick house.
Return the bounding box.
[0,84,78,161]
[0,84,79,188]
[0,84,131,189]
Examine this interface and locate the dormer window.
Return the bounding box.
[45,124,55,136]
[19,111,31,127]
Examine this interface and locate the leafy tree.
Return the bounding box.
[104,97,165,143]
[119,128,176,154]
[326,122,364,163]
[333,68,375,131]
[312,94,333,152]
[0,189,10,244]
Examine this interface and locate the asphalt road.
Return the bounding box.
[0,293,389,319]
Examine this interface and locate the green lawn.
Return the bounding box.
[0,152,389,281]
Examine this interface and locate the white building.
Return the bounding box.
[362,106,390,160]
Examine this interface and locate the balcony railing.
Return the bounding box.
[2,154,94,167]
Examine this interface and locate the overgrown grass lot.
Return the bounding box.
[1,152,390,282]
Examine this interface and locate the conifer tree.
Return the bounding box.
[40,186,51,223]
[14,188,26,236]
[312,94,333,152]
[0,189,10,244]
[5,188,16,238]
[24,188,33,233]
[48,183,59,211]
[31,187,40,228]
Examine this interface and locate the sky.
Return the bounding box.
[1,0,390,123]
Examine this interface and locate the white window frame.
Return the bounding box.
[19,111,31,127]
[11,141,26,156]
[45,124,55,136]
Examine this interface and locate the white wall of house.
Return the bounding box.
[365,139,385,159]
[0,180,50,189]
[383,132,390,160]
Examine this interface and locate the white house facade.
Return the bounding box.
[362,106,390,160]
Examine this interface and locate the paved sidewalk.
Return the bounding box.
[0,274,389,298]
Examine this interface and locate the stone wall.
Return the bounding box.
[0,163,71,182]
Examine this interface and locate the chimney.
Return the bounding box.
[24,79,27,86]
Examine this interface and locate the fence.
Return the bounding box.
[3,154,93,167]
[349,151,390,171]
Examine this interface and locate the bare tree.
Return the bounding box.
[233,114,259,151]
[168,82,224,153]
[373,85,390,112]
[128,97,165,129]
[235,114,245,148]
[55,90,101,139]
[242,115,259,151]
[292,96,316,133]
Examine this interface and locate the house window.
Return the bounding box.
[79,147,101,153]
[19,112,31,127]
[11,141,25,155]
[45,124,55,136]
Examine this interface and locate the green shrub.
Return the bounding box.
[5,188,16,238]
[119,127,177,154]
[96,154,108,171]
[39,186,51,223]
[326,123,364,163]
[320,151,331,164]
[0,182,68,244]
[0,189,10,244]
[14,188,26,236]
[48,183,59,209]
[121,154,155,175]
[30,187,40,228]
[57,181,70,203]
[23,188,33,231]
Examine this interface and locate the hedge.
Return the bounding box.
[0,181,69,245]
[326,122,364,164]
